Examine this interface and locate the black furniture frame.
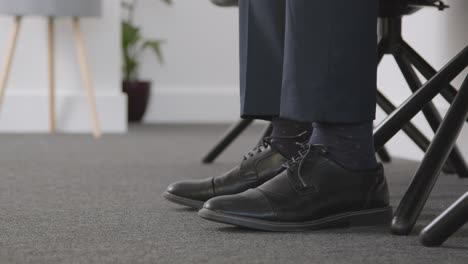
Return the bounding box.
[375,51,467,240]
[371,1,468,244]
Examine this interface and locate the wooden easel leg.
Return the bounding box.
[71,17,102,138]
[48,17,56,134]
[0,16,21,111]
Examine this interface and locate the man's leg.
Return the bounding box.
[239,0,313,158]
[200,0,392,231]
[280,0,379,170]
[280,0,377,123]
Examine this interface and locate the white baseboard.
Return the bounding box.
[0,90,127,133]
[144,86,240,123]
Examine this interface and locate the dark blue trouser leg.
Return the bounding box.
[239,0,378,123]
[239,0,286,119]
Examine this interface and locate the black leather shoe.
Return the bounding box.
[163,133,310,209]
[199,144,392,231]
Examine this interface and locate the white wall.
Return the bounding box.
[137,0,467,161]
[135,0,240,123]
[0,0,126,133]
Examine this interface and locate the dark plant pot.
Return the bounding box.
[122,80,151,122]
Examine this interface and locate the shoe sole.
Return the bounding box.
[198,206,393,232]
[162,192,205,209]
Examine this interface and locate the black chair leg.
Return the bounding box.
[420,192,468,247]
[379,40,433,165]
[395,53,467,177]
[374,46,468,150]
[391,74,468,236]
[377,90,432,153]
[401,41,468,123]
[202,119,253,164]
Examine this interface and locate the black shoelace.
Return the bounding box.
[242,131,310,161]
[281,143,328,188]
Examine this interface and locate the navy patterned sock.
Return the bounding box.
[270,118,312,158]
[308,122,378,170]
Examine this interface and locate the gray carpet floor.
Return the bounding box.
[0,124,467,264]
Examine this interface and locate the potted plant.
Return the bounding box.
[121,0,172,122]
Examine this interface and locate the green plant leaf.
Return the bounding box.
[122,21,141,49]
[142,40,166,64]
[121,0,172,80]
[122,21,142,80]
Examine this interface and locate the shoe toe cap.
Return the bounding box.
[166,181,186,194]
[166,178,214,201]
[203,189,276,220]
